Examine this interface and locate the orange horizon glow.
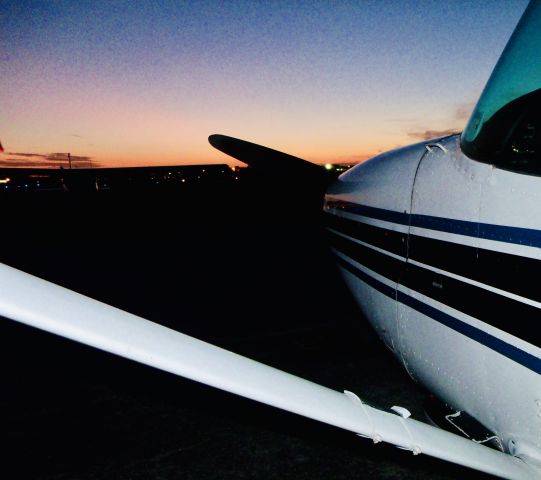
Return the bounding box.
[0,139,396,169]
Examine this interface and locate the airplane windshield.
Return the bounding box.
[461,1,541,173]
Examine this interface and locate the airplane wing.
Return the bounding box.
[0,262,537,480]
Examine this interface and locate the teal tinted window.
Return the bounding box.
[461,1,541,173]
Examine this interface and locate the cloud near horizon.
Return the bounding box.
[0,158,61,168]
[407,128,461,141]
[3,152,97,168]
[8,152,44,158]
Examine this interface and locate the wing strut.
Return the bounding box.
[0,263,536,480]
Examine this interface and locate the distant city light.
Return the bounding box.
[324,163,333,170]
[0,164,235,193]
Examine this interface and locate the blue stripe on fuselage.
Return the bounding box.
[334,253,541,375]
[325,202,409,226]
[325,200,541,248]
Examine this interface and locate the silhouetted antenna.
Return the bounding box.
[68,152,72,169]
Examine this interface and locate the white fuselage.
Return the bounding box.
[324,134,541,462]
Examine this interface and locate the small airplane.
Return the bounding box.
[2,1,541,478]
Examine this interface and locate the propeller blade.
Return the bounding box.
[208,134,325,179]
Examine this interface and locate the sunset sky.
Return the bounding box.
[0,0,530,168]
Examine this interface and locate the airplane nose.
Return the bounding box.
[322,141,429,352]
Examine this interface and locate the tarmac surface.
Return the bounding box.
[0,175,496,479]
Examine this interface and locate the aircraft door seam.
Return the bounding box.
[397,147,431,375]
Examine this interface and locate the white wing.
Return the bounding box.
[0,262,537,480]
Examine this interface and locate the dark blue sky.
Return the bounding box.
[0,0,530,166]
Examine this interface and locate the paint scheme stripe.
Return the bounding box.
[324,201,409,226]
[334,254,395,299]
[325,199,541,248]
[329,231,401,283]
[397,291,541,375]
[324,212,406,258]
[410,234,541,304]
[334,253,541,375]
[327,230,541,348]
[325,209,541,304]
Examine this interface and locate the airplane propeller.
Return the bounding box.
[208,134,334,212]
[208,134,326,178]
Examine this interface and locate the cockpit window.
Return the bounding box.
[461,1,541,174]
